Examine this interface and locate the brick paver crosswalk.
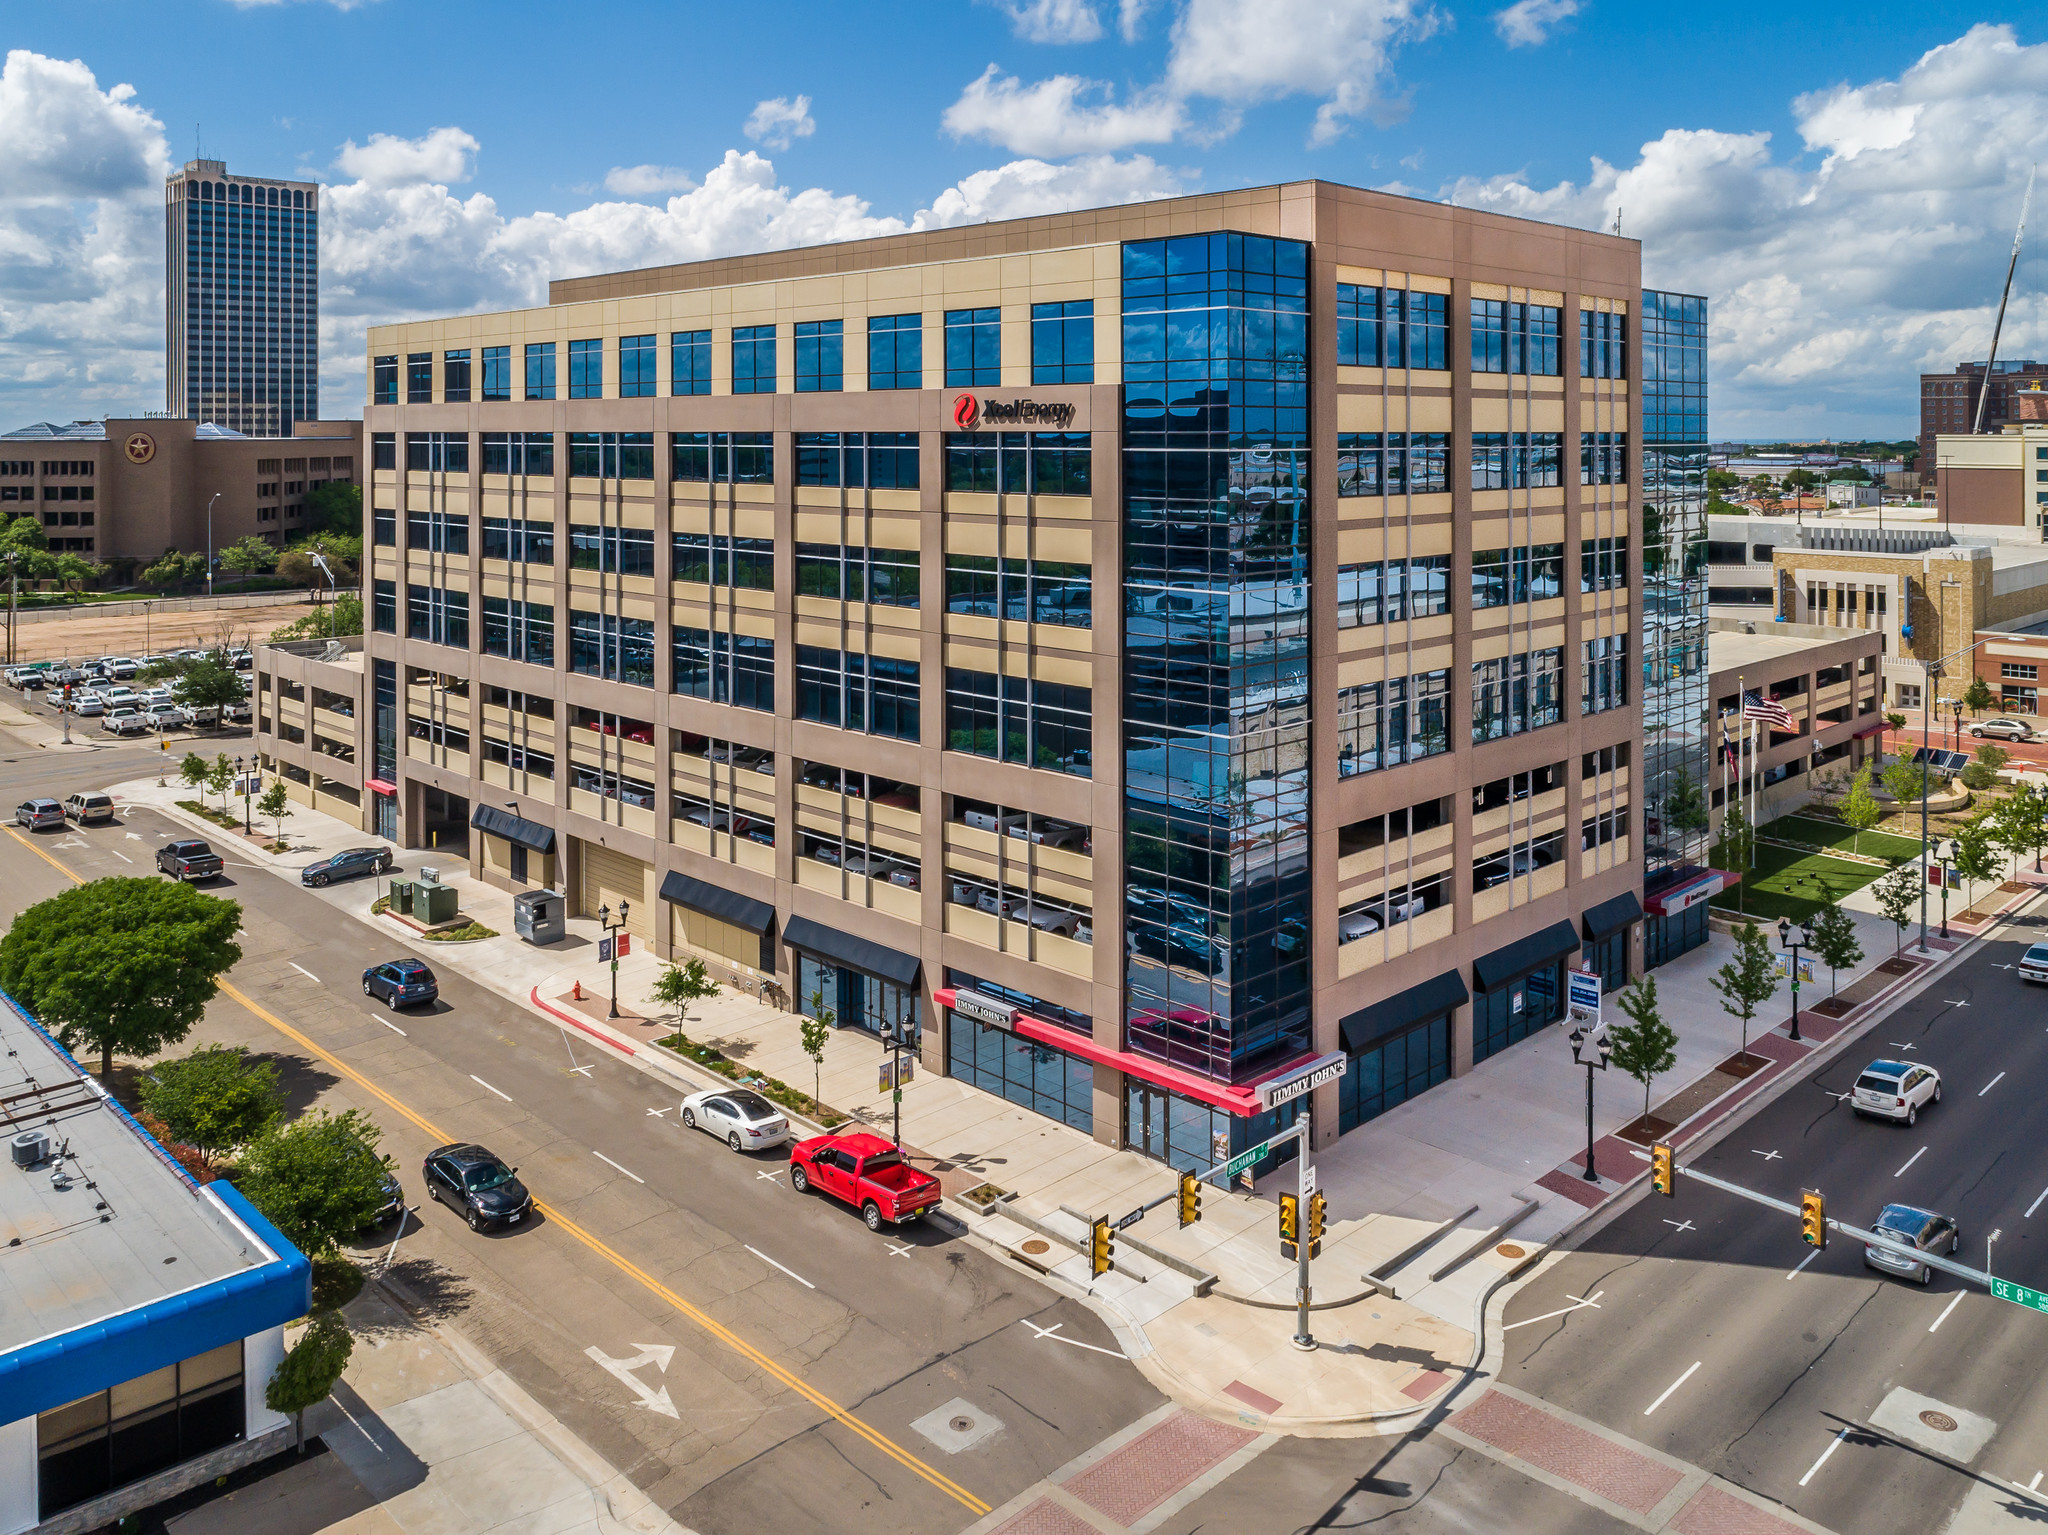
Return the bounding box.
[1448,1390,1685,1515]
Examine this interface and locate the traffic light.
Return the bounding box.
[1279,1192,1300,1260]
[1306,1189,1327,1260]
[1089,1216,1115,1277]
[1800,1189,1827,1249]
[1178,1171,1202,1228]
[1651,1143,1675,1198]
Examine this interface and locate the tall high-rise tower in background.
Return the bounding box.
[165,159,320,435]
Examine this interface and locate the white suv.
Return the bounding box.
[1851,1059,1942,1125]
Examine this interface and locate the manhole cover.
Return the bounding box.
[1920,1410,1959,1432]
[1497,1243,1526,1259]
[949,1415,974,1433]
[1020,1239,1050,1255]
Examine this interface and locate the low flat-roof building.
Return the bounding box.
[0,995,308,1535]
[1707,620,1885,830]
[251,634,368,827]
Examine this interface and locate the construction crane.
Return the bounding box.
[1973,166,2037,434]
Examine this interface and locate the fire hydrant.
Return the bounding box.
[572,979,583,1001]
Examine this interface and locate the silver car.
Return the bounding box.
[14,799,63,831]
[679,1086,791,1153]
[1969,717,2035,741]
[1865,1203,1958,1284]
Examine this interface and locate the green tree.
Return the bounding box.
[1806,898,1864,997]
[1873,862,1920,955]
[1840,766,1881,855]
[1706,467,1740,495]
[238,1107,393,1258]
[217,535,278,576]
[1710,919,1779,1059]
[1882,755,1931,806]
[0,878,242,1078]
[1952,820,2000,893]
[206,753,235,813]
[801,990,835,1113]
[1714,800,1756,912]
[171,657,245,725]
[302,480,362,539]
[267,592,363,642]
[258,778,293,843]
[1963,675,1996,717]
[178,750,211,798]
[136,1045,283,1176]
[1664,769,1709,839]
[1609,974,1679,1123]
[1883,712,1909,759]
[1784,467,1821,491]
[140,550,206,592]
[648,956,720,1019]
[266,1309,354,1453]
[1989,783,2040,877]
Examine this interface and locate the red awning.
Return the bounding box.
[934,987,1314,1117]
[1852,721,1887,740]
[1644,871,1728,917]
[364,778,398,796]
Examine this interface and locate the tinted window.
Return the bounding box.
[728,1089,775,1118]
[463,1161,514,1189]
[861,1151,903,1173]
[1856,1072,1899,1093]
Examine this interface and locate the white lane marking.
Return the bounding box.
[469,1074,512,1102]
[375,1017,407,1037]
[2026,1184,2048,1219]
[1799,1428,1851,1487]
[594,1151,644,1184]
[1890,1042,1919,1051]
[2028,1472,2044,1494]
[1980,1071,2007,1097]
[110,849,131,863]
[1502,1291,1606,1332]
[744,1245,815,1288]
[1930,1292,1966,1333]
[887,1242,914,1258]
[1788,1250,1820,1280]
[757,1168,784,1181]
[1663,1219,1697,1234]
[1024,1319,1127,1358]
[646,1106,672,1117]
[289,962,320,983]
[1644,1361,1701,1416]
[1895,1146,1927,1178]
[1752,1149,1782,1161]
[567,1065,594,1077]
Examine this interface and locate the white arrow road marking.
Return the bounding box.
[125,832,141,840]
[1644,1361,1701,1415]
[1024,1319,1127,1358]
[290,963,320,984]
[744,1246,815,1288]
[1800,1427,1850,1487]
[1502,1291,1605,1332]
[56,836,85,849]
[584,1344,678,1418]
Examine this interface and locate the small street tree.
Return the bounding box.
[205,753,235,814]
[1884,712,1908,761]
[1952,819,2000,902]
[1963,674,1996,717]
[800,992,833,1114]
[1840,766,1881,855]
[1711,919,1779,1060]
[238,1108,394,1259]
[218,535,279,576]
[136,1045,283,1176]
[1990,783,2042,878]
[178,750,211,798]
[1806,898,1864,998]
[0,878,241,1078]
[258,778,293,844]
[1882,754,1930,808]
[266,1309,353,1453]
[1609,974,1679,1125]
[648,956,720,1021]
[1715,800,1756,913]
[1873,862,1919,955]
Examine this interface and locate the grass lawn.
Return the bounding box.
[1713,838,1894,923]
[1763,814,1925,864]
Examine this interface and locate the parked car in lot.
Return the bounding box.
[302,846,392,886]
[102,708,150,736]
[63,792,114,825]
[142,702,186,730]
[1865,1203,1959,1284]
[68,689,105,717]
[1851,1058,1942,1125]
[4,666,46,689]
[788,1130,942,1231]
[14,799,64,831]
[223,698,252,724]
[421,1142,530,1231]
[2021,942,2048,984]
[363,957,438,1009]
[155,839,223,881]
[680,1087,791,1152]
[1970,717,2036,741]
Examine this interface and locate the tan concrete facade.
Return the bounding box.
[359,179,1644,1159]
[1707,623,1884,830]
[251,635,367,824]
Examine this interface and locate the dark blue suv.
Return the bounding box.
[363,958,438,1010]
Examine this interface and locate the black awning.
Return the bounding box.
[784,914,921,987]
[1582,890,1644,941]
[471,803,556,854]
[1473,918,1584,992]
[659,869,774,934]
[1339,970,1469,1055]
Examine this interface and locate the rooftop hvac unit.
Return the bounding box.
[11,1128,51,1168]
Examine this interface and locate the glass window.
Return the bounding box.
[945,668,1090,776]
[1335,285,1381,367]
[406,352,433,403]
[371,432,396,471]
[945,307,1002,387]
[619,333,656,398]
[868,313,923,390]
[373,354,398,404]
[480,432,554,477]
[1473,960,1567,1063]
[673,533,774,589]
[480,345,511,401]
[406,585,468,649]
[943,432,1087,494]
[672,627,775,710]
[568,432,654,479]
[568,338,603,399]
[732,324,777,395]
[947,1015,1093,1134]
[404,433,469,473]
[568,523,655,576]
[524,341,556,400]
[795,320,843,393]
[1338,1015,1451,1133]
[945,554,1090,627]
[442,349,471,402]
[568,610,654,686]
[671,329,711,395]
[1031,300,1093,384]
[372,579,397,633]
[406,510,468,554]
[1336,669,1450,776]
[481,516,554,564]
[795,646,920,740]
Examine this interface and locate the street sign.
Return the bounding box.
[1115,1210,1145,1231]
[1567,969,1601,1027]
[1991,1276,2048,1314]
[1222,1126,1300,1182]
[1257,1050,1347,1110]
[1300,1161,1317,1198]
[599,937,614,962]
[1774,953,1817,983]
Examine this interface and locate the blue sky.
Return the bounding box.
[4,1,2047,437]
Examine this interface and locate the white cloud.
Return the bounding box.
[742,95,815,151]
[333,126,477,188]
[943,65,1185,155]
[991,0,1104,43]
[604,164,697,197]
[1493,0,1580,49]
[1118,0,1153,42]
[917,153,1184,225]
[1440,23,2048,435]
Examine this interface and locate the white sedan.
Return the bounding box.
[679,1086,791,1153]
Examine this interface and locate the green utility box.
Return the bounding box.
[387,878,414,915]
[415,881,459,925]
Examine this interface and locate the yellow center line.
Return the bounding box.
[5,824,991,1516]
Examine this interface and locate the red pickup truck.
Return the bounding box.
[789,1131,942,1231]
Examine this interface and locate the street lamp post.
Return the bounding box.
[1951,698,1965,754]
[1567,1020,1612,1182]
[205,493,220,598]
[1777,917,1810,1043]
[599,901,629,1018]
[1935,838,1957,939]
[236,754,251,834]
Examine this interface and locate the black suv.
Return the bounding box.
[362,958,438,1009]
[303,846,392,887]
[422,1143,531,1231]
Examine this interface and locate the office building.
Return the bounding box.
[337,181,1648,1166]
[1706,622,1884,828]
[0,418,359,563]
[165,160,320,436]
[0,995,309,1535]
[1919,360,2048,483]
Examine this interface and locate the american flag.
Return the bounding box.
[1742,690,1796,732]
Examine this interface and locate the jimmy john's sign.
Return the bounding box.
[952,394,1079,430]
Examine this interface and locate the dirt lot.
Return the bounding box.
[3,597,316,665]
